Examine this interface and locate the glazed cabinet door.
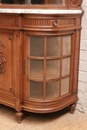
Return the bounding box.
[0,31,17,108]
[23,32,75,113]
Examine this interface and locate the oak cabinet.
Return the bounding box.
[0,0,83,123]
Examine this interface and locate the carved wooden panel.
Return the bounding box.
[0,15,16,27]
[0,33,14,94]
[59,18,75,26]
[0,40,6,74]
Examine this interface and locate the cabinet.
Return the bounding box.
[0,31,16,107]
[0,0,83,123]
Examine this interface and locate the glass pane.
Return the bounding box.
[46,60,60,78]
[1,0,65,4]
[1,0,14,4]
[47,37,60,57]
[30,37,44,57]
[62,57,70,76]
[30,60,43,78]
[61,77,69,95]
[46,81,59,99]
[30,81,43,99]
[62,36,71,55]
[31,0,43,4]
[25,0,31,4]
[48,0,65,4]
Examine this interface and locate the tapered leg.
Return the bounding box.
[15,111,23,123]
[70,103,76,114]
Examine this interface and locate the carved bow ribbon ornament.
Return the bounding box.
[0,41,6,74]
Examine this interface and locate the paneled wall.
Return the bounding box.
[77,0,87,113]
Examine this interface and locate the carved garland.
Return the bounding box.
[0,40,6,74]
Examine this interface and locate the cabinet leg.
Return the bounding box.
[70,103,76,114]
[15,112,23,123]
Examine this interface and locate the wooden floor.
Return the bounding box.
[0,104,87,130]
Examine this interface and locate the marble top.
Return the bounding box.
[0,8,82,14]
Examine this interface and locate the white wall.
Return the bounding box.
[77,0,87,113]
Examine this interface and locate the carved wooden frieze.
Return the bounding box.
[23,18,75,27]
[23,19,50,26]
[0,41,6,74]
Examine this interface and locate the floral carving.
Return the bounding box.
[0,40,6,74]
[70,0,82,7]
[71,0,77,4]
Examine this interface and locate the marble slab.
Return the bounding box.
[0,8,82,14]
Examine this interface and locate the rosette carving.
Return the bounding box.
[71,0,82,7]
[0,41,6,74]
[66,0,82,7]
[71,0,77,4]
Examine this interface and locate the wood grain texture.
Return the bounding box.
[0,0,82,123]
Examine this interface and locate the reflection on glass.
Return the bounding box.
[47,37,60,57]
[30,60,43,78]
[62,36,71,55]
[48,0,65,4]
[31,0,43,4]
[1,0,14,4]
[30,37,44,57]
[61,77,69,95]
[25,0,31,4]
[46,60,60,78]
[30,81,43,99]
[62,57,70,76]
[46,81,59,99]
[1,0,65,4]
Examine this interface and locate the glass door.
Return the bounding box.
[24,34,73,101]
[25,0,65,4]
[2,0,65,4]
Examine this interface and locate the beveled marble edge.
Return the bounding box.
[0,9,82,14]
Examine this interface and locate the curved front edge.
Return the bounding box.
[23,95,78,113]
